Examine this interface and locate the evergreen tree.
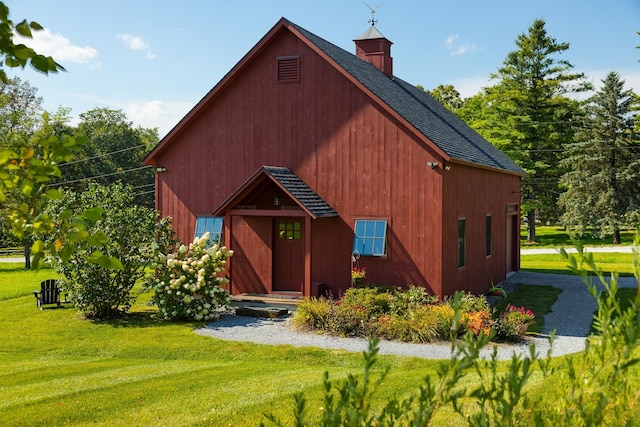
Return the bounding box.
[486,19,590,242]
[558,72,640,244]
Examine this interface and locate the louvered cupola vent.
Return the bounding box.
[277,56,300,82]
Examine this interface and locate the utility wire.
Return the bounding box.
[48,165,154,187]
[57,144,147,167]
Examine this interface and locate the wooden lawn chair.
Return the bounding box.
[33,279,66,309]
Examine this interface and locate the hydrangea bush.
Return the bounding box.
[146,232,233,321]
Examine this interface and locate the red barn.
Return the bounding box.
[143,18,525,299]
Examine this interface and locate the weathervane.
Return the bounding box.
[364,2,382,26]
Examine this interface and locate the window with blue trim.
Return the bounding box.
[352,219,387,257]
[194,216,224,247]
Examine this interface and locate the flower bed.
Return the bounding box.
[291,285,534,343]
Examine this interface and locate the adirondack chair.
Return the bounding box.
[33,279,66,309]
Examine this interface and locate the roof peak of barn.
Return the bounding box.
[145,17,524,176]
[286,19,524,175]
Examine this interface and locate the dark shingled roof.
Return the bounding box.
[264,166,339,218]
[290,22,525,175]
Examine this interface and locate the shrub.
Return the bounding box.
[462,309,494,337]
[46,182,173,318]
[327,302,370,337]
[374,304,456,343]
[387,285,439,316]
[447,291,490,312]
[146,232,233,321]
[339,286,393,319]
[494,305,536,341]
[291,297,331,330]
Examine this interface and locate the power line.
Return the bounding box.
[132,183,155,190]
[135,190,156,197]
[58,144,147,167]
[48,165,154,187]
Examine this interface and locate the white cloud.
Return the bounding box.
[444,34,476,56]
[117,34,148,50]
[117,34,155,60]
[124,100,194,137]
[17,28,98,64]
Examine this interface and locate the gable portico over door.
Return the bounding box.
[212,166,338,296]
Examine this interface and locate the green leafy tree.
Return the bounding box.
[45,182,172,318]
[0,76,44,267]
[420,84,463,111]
[0,2,114,269]
[482,19,590,241]
[558,72,640,243]
[54,108,157,207]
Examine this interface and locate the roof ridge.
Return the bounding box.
[287,20,524,175]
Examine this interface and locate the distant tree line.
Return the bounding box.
[0,77,158,251]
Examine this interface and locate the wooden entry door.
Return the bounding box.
[273,219,304,292]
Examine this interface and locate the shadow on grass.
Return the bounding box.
[90,308,209,330]
[492,284,563,333]
[0,264,51,273]
[520,226,635,247]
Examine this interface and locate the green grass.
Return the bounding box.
[521,252,635,275]
[521,225,635,247]
[2,262,638,426]
[0,263,449,426]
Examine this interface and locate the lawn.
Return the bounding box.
[0,264,459,426]
[521,225,635,247]
[2,262,639,425]
[521,252,636,275]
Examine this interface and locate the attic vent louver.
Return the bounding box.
[277,56,300,82]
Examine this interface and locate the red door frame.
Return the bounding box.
[223,209,312,296]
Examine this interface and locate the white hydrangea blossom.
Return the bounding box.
[146,232,233,320]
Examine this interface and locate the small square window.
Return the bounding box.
[194,216,224,247]
[353,219,387,257]
[278,221,301,240]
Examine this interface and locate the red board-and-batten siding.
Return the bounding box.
[150,24,519,298]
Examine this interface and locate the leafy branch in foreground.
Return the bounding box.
[0,2,120,271]
[264,240,640,426]
[0,2,65,82]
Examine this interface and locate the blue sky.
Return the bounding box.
[5,0,640,138]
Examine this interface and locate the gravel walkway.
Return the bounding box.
[196,272,638,360]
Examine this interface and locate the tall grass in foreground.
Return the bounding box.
[265,245,640,426]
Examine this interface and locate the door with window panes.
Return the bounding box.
[273,219,304,292]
